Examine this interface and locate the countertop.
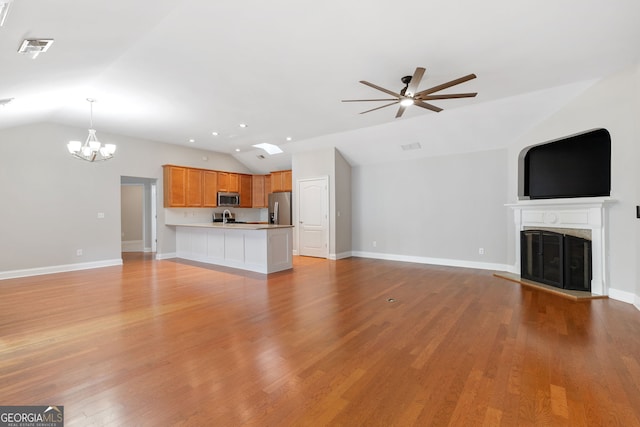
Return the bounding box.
[167,223,294,230]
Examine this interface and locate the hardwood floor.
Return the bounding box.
[1,254,640,426]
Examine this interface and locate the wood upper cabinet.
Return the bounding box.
[218,172,239,192]
[163,165,187,207]
[186,168,203,207]
[203,170,218,207]
[239,174,252,207]
[271,170,292,193]
[252,175,268,208]
[283,170,292,192]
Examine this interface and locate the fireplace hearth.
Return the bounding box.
[520,230,592,291]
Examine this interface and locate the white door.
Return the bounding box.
[298,177,329,258]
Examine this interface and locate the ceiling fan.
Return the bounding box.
[342,67,477,118]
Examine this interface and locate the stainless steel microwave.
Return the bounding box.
[217,192,240,207]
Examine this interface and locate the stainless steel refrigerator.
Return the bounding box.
[268,192,292,225]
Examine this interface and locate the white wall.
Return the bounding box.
[352,148,509,269]
[0,122,252,277]
[334,150,352,258]
[292,147,352,259]
[507,64,640,301]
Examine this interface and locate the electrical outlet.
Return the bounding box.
[478,248,485,255]
[373,241,377,248]
[97,212,105,219]
[76,249,83,256]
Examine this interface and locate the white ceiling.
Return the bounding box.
[1,0,639,173]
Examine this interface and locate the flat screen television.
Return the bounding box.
[524,128,611,199]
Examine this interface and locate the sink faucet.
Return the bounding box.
[222,209,232,224]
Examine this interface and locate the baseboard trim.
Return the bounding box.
[0,259,123,281]
[155,252,177,260]
[122,240,144,252]
[608,288,637,306]
[329,251,352,260]
[351,251,510,272]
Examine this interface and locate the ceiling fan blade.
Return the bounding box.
[415,74,477,97]
[405,67,425,97]
[418,92,478,100]
[359,81,402,98]
[414,100,443,113]
[342,98,398,103]
[359,101,399,114]
[395,104,407,118]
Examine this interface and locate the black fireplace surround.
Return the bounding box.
[520,230,592,291]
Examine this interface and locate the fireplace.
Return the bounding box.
[507,197,612,296]
[520,229,592,291]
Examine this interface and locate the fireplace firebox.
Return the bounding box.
[520,230,592,291]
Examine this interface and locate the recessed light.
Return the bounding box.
[189,138,195,143]
[212,131,219,136]
[235,148,240,152]
[286,136,292,141]
[239,123,248,128]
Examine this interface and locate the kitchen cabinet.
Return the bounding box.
[203,171,218,207]
[218,172,239,192]
[186,168,203,207]
[163,165,187,207]
[239,174,252,207]
[252,175,271,208]
[271,170,292,193]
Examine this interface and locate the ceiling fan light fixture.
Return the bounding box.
[400,98,414,107]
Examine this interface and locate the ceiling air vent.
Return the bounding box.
[401,142,422,151]
[18,39,54,59]
[256,154,265,160]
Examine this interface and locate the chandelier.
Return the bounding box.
[66,98,116,162]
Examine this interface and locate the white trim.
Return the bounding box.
[122,240,144,252]
[155,252,176,260]
[329,251,352,260]
[352,251,510,272]
[608,288,637,305]
[0,259,123,281]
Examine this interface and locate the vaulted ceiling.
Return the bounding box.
[1,1,639,172]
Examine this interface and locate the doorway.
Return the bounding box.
[297,177,329,258]
[120,176,157,256]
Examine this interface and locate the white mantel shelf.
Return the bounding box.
[506,197,615,296]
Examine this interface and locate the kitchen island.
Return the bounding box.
[168,223,294,274]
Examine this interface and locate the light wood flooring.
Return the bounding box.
[1,254,640,426]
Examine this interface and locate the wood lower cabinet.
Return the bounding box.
[218,172,239,193]
[271,170,292,193]
[163,165,187,207]
[239,174,252,207]
[203,171,218,207]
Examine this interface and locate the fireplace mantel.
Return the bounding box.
[506,197,614,295]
